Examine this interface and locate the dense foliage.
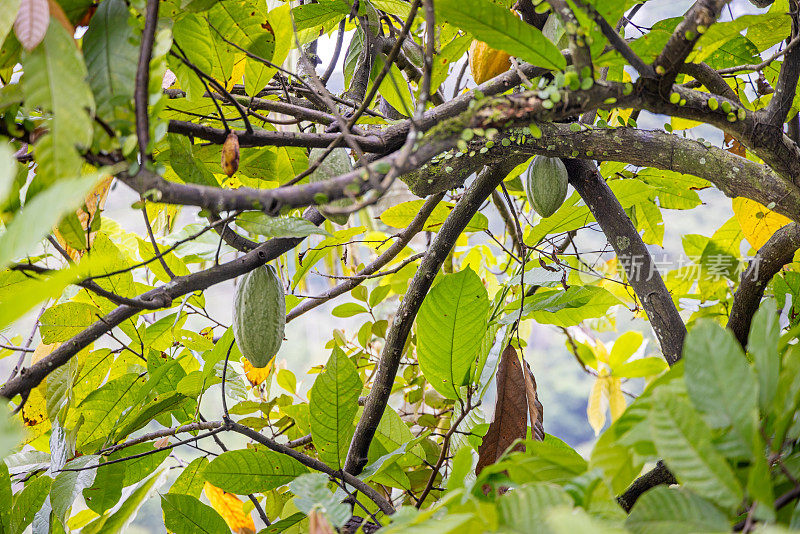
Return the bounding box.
[1,0,800,532]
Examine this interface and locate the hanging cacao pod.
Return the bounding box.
[308,147,353,225]
[232,265,285,368]
[221,132,240,177]
[469,40,511,85]
[525,156,569,218]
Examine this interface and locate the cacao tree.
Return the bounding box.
[1,0,800,532]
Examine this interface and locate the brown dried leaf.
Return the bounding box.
[14,0,49,51]
[475,344,528,474]
[723,132,746,158]
[524,360,545,441]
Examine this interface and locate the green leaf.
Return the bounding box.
[683,320,758,454]
[51,455,99,526]
[748,300,780,412]
[331,302,368,318]
[203,449,308,493]
[435,0,565,71]
[0,173,99,271]
[309,347,362,469]
[649,394,743,509]
[108,443,170,488]
[163,134,218,187]
[290,473,352,529]
[506,286,621,327]
[614,358,668,378]
[22,21,94,184]
[490,435,588,486]
[209,0,276,95]
[39,302,102,343]
[169,457,209,498]
[380,200,488,232]
[82,0,138,117]
[10,475,51,534]
[83,460,124,515]
[259,512,305,533]
[0,462,11,533]
[75,373,143,449]
[172,13,233,87]
[0,0,19,48]
[625,486,728,534]
[82,469,165,534]
[161,493,229,534]
[498,482,572,532]
[237,212,329,238]
[292,1,350,32]
[376,58,414,117]
[417,268,489,399]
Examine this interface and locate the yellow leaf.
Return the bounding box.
[227,55,247,91]
[53,175,114,260]
[243,357,273,388]
[20,343,60,440]
[733,197,792,251]
[593,340,610,365]
[204,482,256,534]
[587,376,608,436]
[469,40,511,85]
[608,377,626,422]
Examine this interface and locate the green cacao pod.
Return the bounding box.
[308,147,353,225]
[232,265,285,368]
[525,156,569,218]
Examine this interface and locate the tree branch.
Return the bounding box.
[651,0,730,92]
[344,161,519,476]
[135,0,159,162]
[565,159,686,365]
[227,421,395,516]
[0,209,325,401]
[764,5,800,126]
[617,461,677,513]
[728,222,800,347]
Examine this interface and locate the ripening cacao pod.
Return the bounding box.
[221,132,240,177]
[308,147,353,225]
[469,40,511,85]
[232,265,285,368]
[525,156,569,218]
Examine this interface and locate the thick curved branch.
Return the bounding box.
[286,193,444,322]
[404,122,800,223]
[135,0,159,161]
[764,5,800,126]
[0,209,325,401]
[651,0,729,91]
[344,161,519,476]
[728,222,800,347]
[565,159,687,365]
[118,128,453,216]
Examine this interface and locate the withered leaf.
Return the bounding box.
[475,344,529,474]
[524,360,545,442]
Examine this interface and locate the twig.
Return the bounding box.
[135,0,159,162]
